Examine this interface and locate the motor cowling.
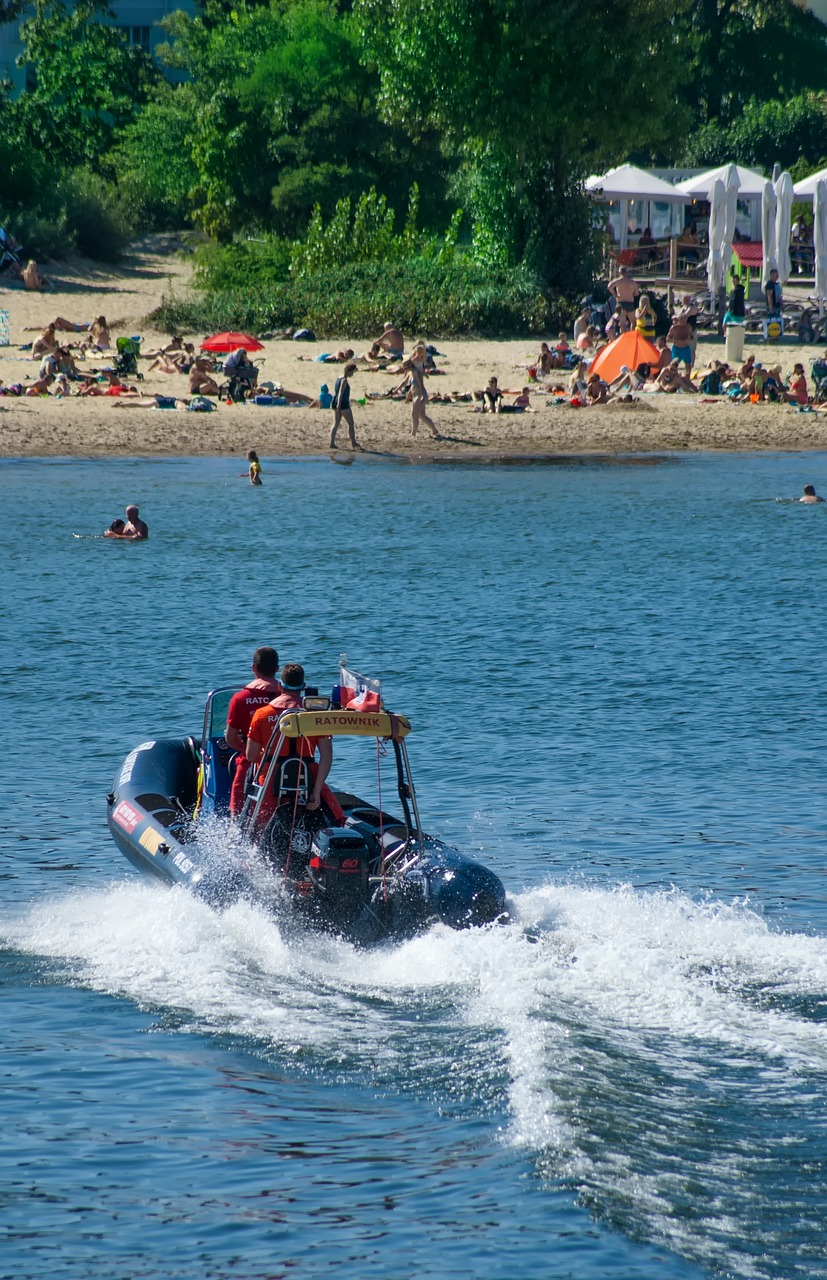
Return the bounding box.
[308,828,370,912]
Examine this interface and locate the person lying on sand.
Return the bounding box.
[147,351,192,375]
[77,376,139,396]
[143,335,191,359]
[112,394,189,408]
[299,348,355,363]
[269,384,315,405]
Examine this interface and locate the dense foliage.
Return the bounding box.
[152,259,557,337]
[0,0,826,328]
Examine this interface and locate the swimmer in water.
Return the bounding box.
[800,484,825,504]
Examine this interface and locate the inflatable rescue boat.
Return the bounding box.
[106,675,506,946]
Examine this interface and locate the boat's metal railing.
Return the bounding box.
[237,711,424,873]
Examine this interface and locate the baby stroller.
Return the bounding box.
[115,336,143,381]
[810,358,827,403]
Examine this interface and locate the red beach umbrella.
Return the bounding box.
[200,331,265,353]
[589,331,660,383]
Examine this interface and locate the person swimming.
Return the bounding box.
[800,484,825,504]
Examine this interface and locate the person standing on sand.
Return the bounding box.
[608,267,638,332]
[405,344,441,440]
[329,363,363,451]
[666,313,694,373]
[105,505,148,540]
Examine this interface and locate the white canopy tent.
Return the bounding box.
[584,164,690,249]
[793,167,827,201]
[814,180,827,308]
[676,164,767,198]
[677,164,765,242]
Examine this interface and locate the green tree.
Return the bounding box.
[682,92,827,173]
[158,0,449,239]
[680,0,827,125]
[113,86,201,227]
[17,0,156,169]
[355,0,690,289]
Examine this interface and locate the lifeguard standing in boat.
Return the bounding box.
[224,646,280,815]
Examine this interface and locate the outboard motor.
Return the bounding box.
[308,828,371,923]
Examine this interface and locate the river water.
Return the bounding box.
[2,450,827,1279]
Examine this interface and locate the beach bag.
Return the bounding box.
[187,396,215,411]
[700,371,722,395]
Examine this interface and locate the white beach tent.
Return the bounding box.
[793,167,827,201]
[584,164,689,249]
[676,164,767,199]
[677,164,766,243]
[814,180,827,308]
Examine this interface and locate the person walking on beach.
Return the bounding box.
[405,343,441,440]
[329,362,362,451]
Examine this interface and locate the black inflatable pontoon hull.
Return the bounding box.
[107,737,506,944]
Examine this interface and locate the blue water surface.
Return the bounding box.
[3,449,827,1279]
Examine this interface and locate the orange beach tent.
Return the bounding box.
[589,331,660,382]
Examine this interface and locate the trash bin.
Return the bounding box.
[725,323,745,362]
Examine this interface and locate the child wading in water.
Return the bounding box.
[243,450,263,485]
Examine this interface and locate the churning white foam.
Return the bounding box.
[5,876,827,1148]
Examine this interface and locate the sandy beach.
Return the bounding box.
[1,236,826,461]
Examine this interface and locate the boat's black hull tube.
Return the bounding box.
[107,738,506,945]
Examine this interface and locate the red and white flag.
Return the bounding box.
[339,664,382,711]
